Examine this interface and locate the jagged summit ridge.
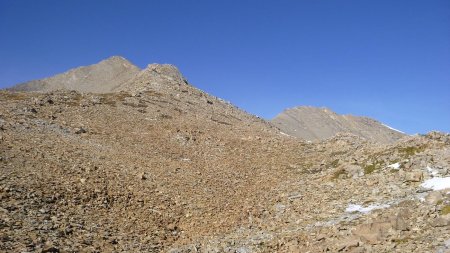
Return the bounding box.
[272,106,405,143]
[8,56,192,94]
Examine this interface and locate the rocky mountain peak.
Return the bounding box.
[9,56,141,93]
[272,106,405,143]
[7,57,192,95]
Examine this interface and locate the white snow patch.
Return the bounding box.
[279,132,291,137]
[381,123,405,134]
[426,166,439,177]
[421,177,450,191]
[387,162,400,170]
[345,203,390,214]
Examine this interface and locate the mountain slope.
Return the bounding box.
[2,89,449,252]
[272,106,405,143]
[2,57,449,252]
[9,56,140,93]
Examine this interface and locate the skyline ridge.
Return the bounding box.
[1,1,449,134]
[6,55,436,139]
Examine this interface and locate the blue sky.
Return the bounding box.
[1,0,449,134]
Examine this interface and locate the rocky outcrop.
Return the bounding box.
[114,63,188,93]
[272,106,406,143]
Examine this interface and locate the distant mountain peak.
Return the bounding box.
[8,56,141,93]
[272,106,405,144]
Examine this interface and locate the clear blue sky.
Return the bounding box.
[1,0,449,134]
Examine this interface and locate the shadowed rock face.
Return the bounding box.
[272,106,405,143]
[9,56,141,93]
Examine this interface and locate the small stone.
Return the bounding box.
[74,127,86,134]
[42,246,59,253]
[404,171,423,182]
[425,191,443,205]
[353,221,392,244]
[138,172,148,180]
[235,246,251,253]
[390,214,409,231]
[337,236,360,251]
[317,234,326,241]
[166,223,177,231]
[430,217,449,227]
[417,187,432,193]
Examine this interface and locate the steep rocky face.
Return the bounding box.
[9,56,141,93]
[272,106,406,144]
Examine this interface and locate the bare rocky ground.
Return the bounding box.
[1,64,450,252]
